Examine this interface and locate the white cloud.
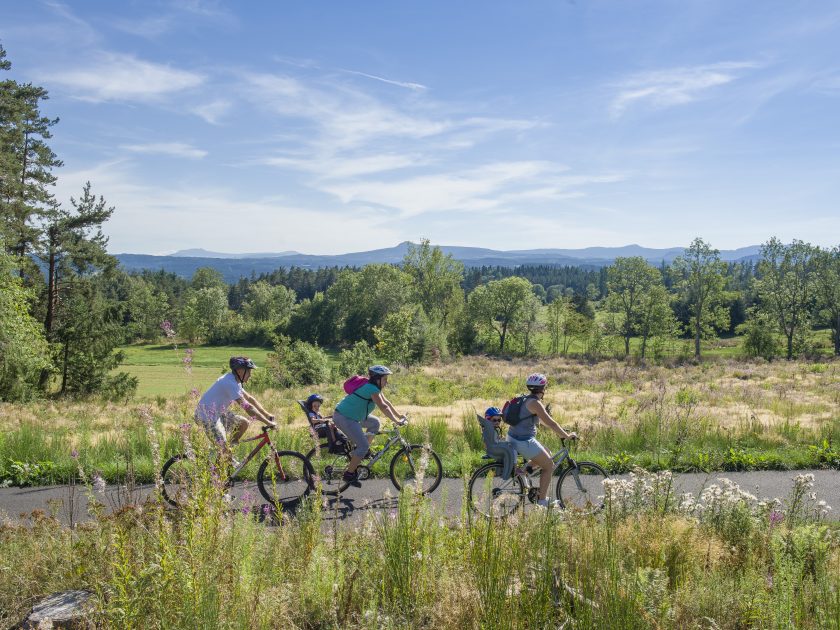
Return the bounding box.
[341,69,428,92]
[261,153,425,178]
[40,52,205,103]
[121,142,207,159]
[610,62,759,117]
[191,100,232,124]
[111,15,174,38]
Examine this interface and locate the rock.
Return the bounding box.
[18,590,94,629]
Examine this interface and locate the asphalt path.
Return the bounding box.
[1,470,838,527]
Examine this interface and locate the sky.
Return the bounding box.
[2,0,840,255]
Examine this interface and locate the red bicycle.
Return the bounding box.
[161,422,314,509]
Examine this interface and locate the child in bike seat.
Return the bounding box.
[477,407,518,480]
[304,394,346,452]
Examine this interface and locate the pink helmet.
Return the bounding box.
[525,373,548,389]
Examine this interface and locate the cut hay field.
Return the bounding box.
[1,356,838,486]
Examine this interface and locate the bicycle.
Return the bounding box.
[468,438,608,518]
[161,422,315,509]
[306,417,443,496]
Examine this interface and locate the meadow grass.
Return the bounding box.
[1,460,838,629]
[1,356,838,486]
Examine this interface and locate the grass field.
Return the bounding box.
[1,354,838,486]
[117,343,273,397]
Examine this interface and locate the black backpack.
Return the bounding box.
[502,394,536,426]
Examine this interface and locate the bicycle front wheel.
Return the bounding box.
[161,454,196,508]
[306,443,351,496]
[257,450,314,507]
[468,462,524,518]
[389,445,443,495]
[556,461,608,512]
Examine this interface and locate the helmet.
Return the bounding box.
[368,365,393,377]
[306,393,324,406]
[484,406,503,420]
[230,356,257,371]
[525,373,548,389]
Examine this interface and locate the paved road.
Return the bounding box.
[1,470,837,526]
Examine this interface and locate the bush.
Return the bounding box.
[266,336,331,388]
[738,310,780,360]
[335,340,377,378]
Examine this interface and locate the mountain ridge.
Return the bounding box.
[116,242,762,283]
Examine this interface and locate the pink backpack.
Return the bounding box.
[343,375,369,394]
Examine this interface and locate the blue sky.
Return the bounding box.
[3,0,840,255]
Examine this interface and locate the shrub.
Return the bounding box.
[335,340,376,378]
[266,336,331,387]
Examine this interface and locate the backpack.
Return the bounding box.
[502,395,536,426]
[343,375,369,394]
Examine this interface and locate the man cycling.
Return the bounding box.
[194,356,276,464]
[507,373,577,509]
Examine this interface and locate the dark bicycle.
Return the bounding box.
[161,422,314,509]
[468,438,608,518]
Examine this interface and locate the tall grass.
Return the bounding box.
[1,460,838,628]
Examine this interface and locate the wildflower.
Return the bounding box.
[769,510,783,527]
[92,472,106,494]
[70,448,79,460]
[161,320,176,338]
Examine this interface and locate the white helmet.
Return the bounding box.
[526,373,548,389]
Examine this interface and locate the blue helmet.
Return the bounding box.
[306,393,324,406]
[484,406,503,420]
[229,356,256,371]
[368,365,392,377]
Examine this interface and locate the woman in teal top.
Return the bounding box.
[332,365,407,487]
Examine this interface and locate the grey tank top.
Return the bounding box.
[507,396,540,440]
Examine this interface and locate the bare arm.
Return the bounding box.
[526,399,576,440]
[372,392,404,423]
[237,393,274,425]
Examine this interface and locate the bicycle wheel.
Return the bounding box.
[306,443,351,496]
[257,450,314,507]
[161,454,197,508]
[389,445,443,495]
[468,462,524,518]
[555,461,608,512]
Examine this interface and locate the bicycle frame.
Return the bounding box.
[230,429,285,481]
[363,424,409,467]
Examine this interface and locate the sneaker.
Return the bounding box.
[230,457,242,470]
[342,471,362,488]
[364,449,379,460]
[535,499,562,511]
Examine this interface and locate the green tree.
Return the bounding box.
[125,275,170,341]
[180,286,229,342]
[755,238,818,359]
[814,246,840,356]
[636,283,679,359]
[190,267,226,291]
[672,238,729,358]
[468,276,534,353]
[243,281,296,324]
[604,257,666,357]
[0,44,62,279]
[374,307,414,365]
[266,335,331,387]
[0,246,50,400]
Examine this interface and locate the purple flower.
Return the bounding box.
[160,320,176,338]
[262,504,273,516]
[769,510,783,527]
[70,448,79,460]
[189,388,200,398]
[92,472,106,494]
[241,506,251,516]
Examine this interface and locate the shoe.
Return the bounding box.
[535,499,562,511]
[342,471,362,488]
[364,449,379,460]
[230,457,242,470]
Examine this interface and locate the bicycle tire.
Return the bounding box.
[468,462,525,519]
[555,461,608,512]
[305,443,351,496]
[161,454,196,508]
[388,445,443,495]
[257,450,314,507]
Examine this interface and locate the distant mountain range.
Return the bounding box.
[116,242,763,283]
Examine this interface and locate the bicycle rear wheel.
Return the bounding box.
[306,443,351,496]
[389,445,443,495]
[555,461,608,512]
[161,454,197,508]
[257,450,314,507]
[468,462,524,518]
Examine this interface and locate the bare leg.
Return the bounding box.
[347,455,363,473]
[528,451,555,501]
[230,418,250,446]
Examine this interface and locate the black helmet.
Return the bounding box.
[229,356,257,371]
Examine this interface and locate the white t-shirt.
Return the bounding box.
[195,372,245,422]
